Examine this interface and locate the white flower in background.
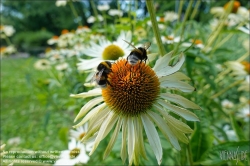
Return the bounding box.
[0,25,15,37]
[77,30,132,72]
[71,52,200,165]
[147,21,165,30]
[34,59,51,70]
[0,45,16,56]
[55,0,67,7]
[182,39,204,49]
[55,62,69,71]
[237,104,250,122]
[225,61,249,78]
[70,123,94,152]
[164,11,178,22]
[161,35,181,44]
[54,138,90,165]
[238,23,250,34]
[221,99,234,109]
[210,7,225,16]
[7,137,21,145]
[47,36,59,45]
[58,31,75,48]
[97,4,110,11]
[223,125,237,141]
[75,26,91,34]
[238,75,250,91]
[108,9,123,17]
[87,15,104,23]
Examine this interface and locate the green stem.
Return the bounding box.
[178,0,184,22]
[187,142,194,166]
[190,0,201,20]
[173,0,194,56]
[90,0,100,25]
[68,0,82,26]
[211,79,244,99]
[4,35,12,45]
[146,0,166,56]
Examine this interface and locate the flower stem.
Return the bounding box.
[173,0,194,56]
[211,79,244,99]
[68,0,82,26]
[178,0,184,22]
[187,142,194,166]
[90,0,100,25]
[190,0,201,20]
[146,0,166,56]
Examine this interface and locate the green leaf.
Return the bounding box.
[58,127,69,147]
[199,141,249,165]
[230,113,246,141]
[190,122,214,162]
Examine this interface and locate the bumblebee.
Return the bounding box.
[95,61,112,88]
[123,39,151,65]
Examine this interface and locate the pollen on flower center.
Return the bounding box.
[102,59,160,117]
[102,44,125,60]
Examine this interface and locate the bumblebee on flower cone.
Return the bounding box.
[123,39,151,65]
[71,51,200,165]
[94,61,112,88]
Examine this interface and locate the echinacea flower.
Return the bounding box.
[97,4,110,11]
[77,31,132,72]
[87,15,104,23]
[70,123,95,152]
[54,138,90,165]
[221,99,234,109]
[55,0,67,7]
[161,35,181,44]
[237,103,250,122]
[108,9,123,17]
[0,25,15,37]
[34,59,51,70]
[71,51,200,165]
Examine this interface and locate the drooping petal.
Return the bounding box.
[103,117,122,159]
[74,97,104,122]
[127,118,135,165]
[89,112,118,155]
[158,100,199,121]
[160,93,201,109]
[159,72,190,81]
[70,88,102,98]
[73,103,106,128]
[160,80,195,93]
[147,109,181,151]
[156,53,185,77]
[135,117,147,159]
[121,117,128,164]
[88,106,110,129]
[141,114,162,165]
[153,51,172,72]
[154,104,193,133]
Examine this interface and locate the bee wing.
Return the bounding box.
[144,42,151,50]
[95,69,105,83]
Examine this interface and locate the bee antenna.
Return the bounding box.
[122,39,137,50]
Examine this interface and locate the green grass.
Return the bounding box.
[1,57,73,151]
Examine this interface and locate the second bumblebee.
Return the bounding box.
[95,61,112,88]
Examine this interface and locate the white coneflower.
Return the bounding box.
[221,99,234,109]
[87,15,104,24]
[55,62,69,71]
[0,25,15,37]
[161,35,181,44]
[237,103,250,122]
[108,9,123,17]
[77,31,132,72]
[54,138,90,165]
[164,11,178,22]
[34,59,51,70]
[47,36,59,45]
[55,0,67,7]
[182,39,204,49]
[71,51,200,165]
[70,123,94,152]
[97,4,110,11]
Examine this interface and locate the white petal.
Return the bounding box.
[70,88,102,98]
[159,72,190,81]
[74,97,104,122]
[158,100,199,121]
[103,117,122,159]
[156,53,185,77]
[77,58,103,71]
[147,110,181,150]
[127,118,135,165]
[160,93,201,109]
[121,117,128,164]
[141,114,162,165]
[153,51,173,72]
[74,103,106,128]
[89,112,118,155]
[160,80,195,93]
